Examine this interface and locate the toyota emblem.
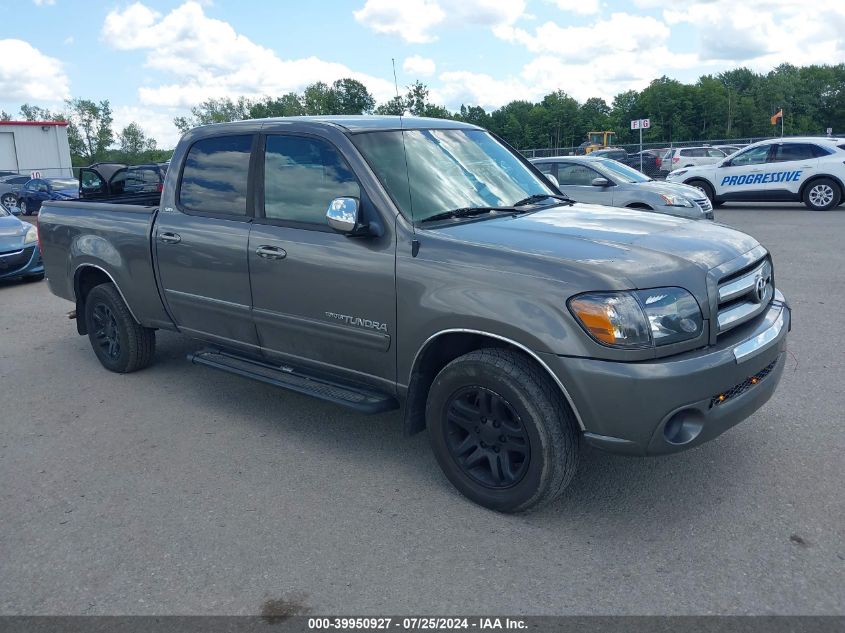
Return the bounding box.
[754,275,769,303]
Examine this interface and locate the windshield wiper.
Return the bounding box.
[420,207,506,223]
[512,193,574,207]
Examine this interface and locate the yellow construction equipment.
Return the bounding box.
[583,131,617,154]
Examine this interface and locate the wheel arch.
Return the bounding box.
[403,329,585,436]
[73,264,140,335]
[799,173,845,199]
[625,202,653,210]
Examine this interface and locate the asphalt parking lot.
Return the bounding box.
[1,204,843,616]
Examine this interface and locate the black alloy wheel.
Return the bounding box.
[91,301,122,361]
[444,386,530,489]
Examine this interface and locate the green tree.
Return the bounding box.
[65,99,114,162]
[118,122,156,155]
[248,93,304,118]
[374,96,405,115]
[173,96,251,133]
[0,110,11,121]
[330,78,376,114]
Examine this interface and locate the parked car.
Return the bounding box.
[0,205,43,281]
[667,136,845,210]
[38,116,790,512]
[17,177,79,215]
[0,174,30,212]
[79,163,165,206]
[713,145,743,156]
[661,146,727,172]
[620,150,664,178]
[588,148,627,161]
[531,156,713,219]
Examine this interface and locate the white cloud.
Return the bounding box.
[494,13,670,62]
[102,2,397,108]
[0,39,70,102]
[32,0,56,5]
[403,55,436,77]
[549,0,600,15]
[664,0,845,66]
[354,0,446,43]
[63,36,74,45]
[354,0,526,43]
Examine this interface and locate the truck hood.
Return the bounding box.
[0,215,28,252]
[428,203,759,287]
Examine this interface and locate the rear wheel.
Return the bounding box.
[426,349,579,513]
[1,193,16,211]
[84,284,156,373]
[803,178,841,211]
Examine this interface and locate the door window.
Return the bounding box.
[729,145,770,166]
[556,164,600,186]
[179,135,252,215]
[707,148,726,158]
[263,135,360,226]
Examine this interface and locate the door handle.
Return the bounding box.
[255,245,287,260]
[158,232,181,244]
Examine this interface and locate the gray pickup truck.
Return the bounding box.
[38,116,791,512]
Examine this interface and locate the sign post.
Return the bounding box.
[630,119,650,172]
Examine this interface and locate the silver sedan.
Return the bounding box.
[531,156,713,220]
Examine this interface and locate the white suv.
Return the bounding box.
[666,137,845,211]
[661,146,727,172]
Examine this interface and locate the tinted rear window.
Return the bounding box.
[179,135,252,215]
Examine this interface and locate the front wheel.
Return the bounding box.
[426,349,579,513]
[803,178,841,211]
[84,283,156,373]
[19,200,28,216]
[1,193,16,211]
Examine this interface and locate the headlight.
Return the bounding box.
[568,287,703,348]
[660,194,693,207]
[23,225,38,245]
[670,170,687,177]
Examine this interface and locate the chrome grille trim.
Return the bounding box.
[692,197,713,212]
[716,258,773,335]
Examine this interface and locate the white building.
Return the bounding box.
[0,121,73,178]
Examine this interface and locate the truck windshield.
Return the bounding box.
[352,129,555,224]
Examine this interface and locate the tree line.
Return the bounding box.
[2,63,843,166]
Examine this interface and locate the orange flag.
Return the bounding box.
[771,110,783,125]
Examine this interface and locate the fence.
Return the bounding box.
[0,167,74,179]
[521,137,776,158]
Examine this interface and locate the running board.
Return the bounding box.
[188,348,398,414]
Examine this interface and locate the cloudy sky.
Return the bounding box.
[1,0,843,147]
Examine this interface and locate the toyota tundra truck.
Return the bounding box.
[37,116,791,512]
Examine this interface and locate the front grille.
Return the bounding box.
[710,360,778,407]
[693,196,713,213]
[0,245,35,271]
[715,257,773,336]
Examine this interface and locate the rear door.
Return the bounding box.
[248,132,396,385]
[554,162,609,205]
[764,142,822,198]
[154,134,260,350]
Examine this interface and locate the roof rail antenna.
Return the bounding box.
[392,57,403,129]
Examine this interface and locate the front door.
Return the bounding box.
[554,162,610,205]
[712,144,773,200]
[248,133,396,387]
[154,133,260,350]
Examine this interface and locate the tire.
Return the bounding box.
[688,179,715,204]
[83,283,155,373]
[803,178,841,211]
[426,348,579,513]
[1,193,16,210]
[19,200,28,216]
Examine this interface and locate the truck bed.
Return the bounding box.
[37,200,173,329]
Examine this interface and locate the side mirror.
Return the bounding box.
[544,173,559,188]
[326,197,365,235]
[591,177,610,187]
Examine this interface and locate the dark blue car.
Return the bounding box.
[0,206,44,281]
[17,177,79,216]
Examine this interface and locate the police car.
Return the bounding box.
[666,137,845,210]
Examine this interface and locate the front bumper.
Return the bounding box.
[0,244,44,280]
[542,293,790,456]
